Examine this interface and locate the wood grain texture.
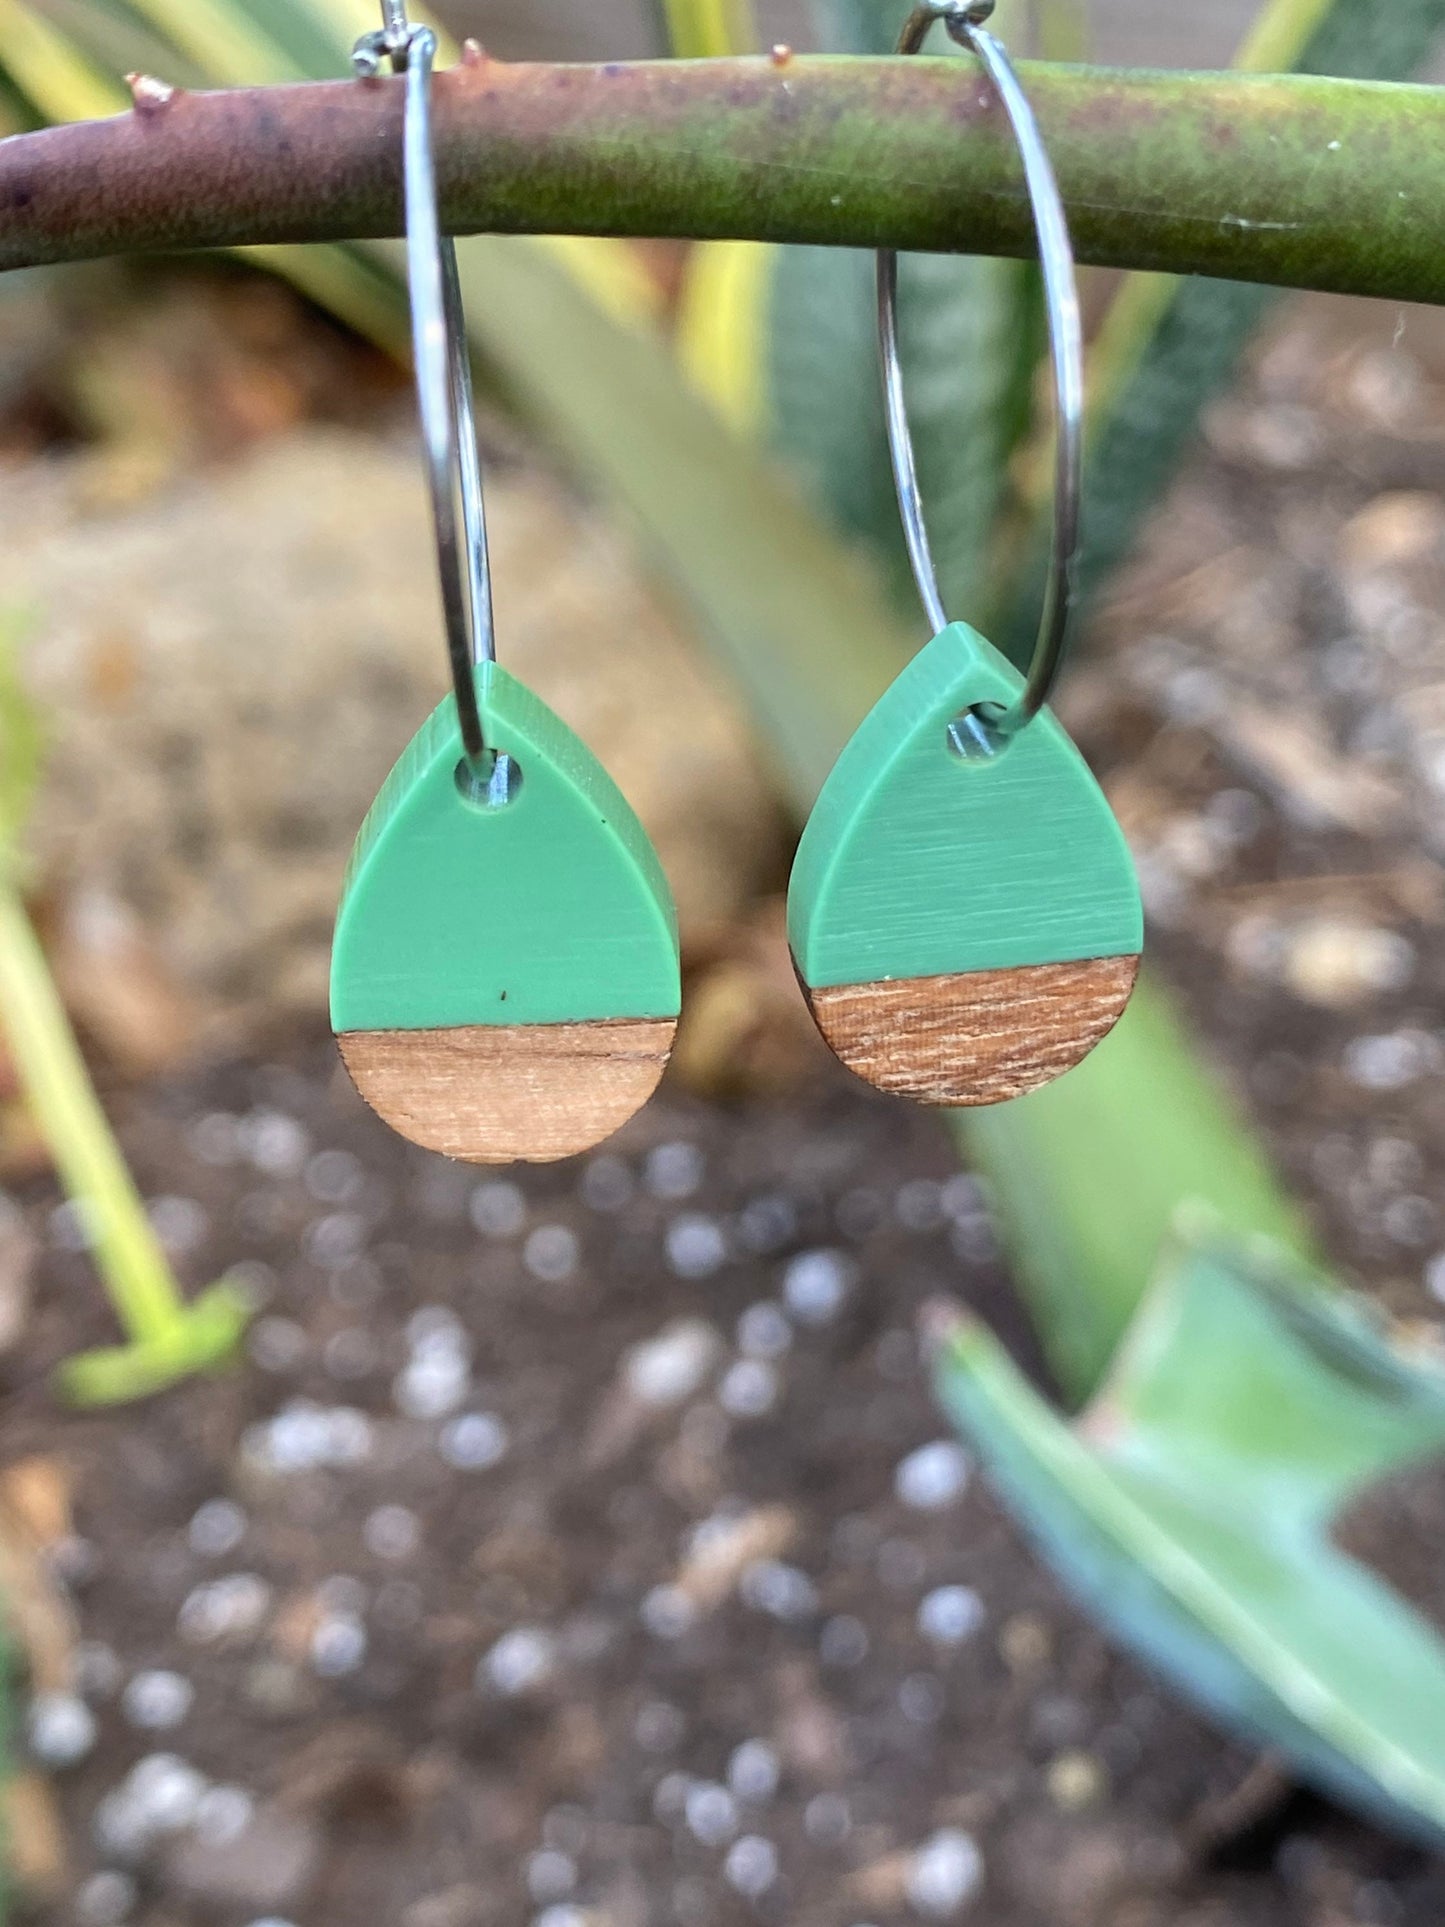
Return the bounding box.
[803,954,1141,1106]
[337,1018,675,1163]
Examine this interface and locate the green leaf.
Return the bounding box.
[653,0,758,59]
[765,244,893,565]
[0,881,249,1405]
[0,611,40,867]
[113,0,334,81]
[955,975,1314,1403]
[768,245,1037,626]
[933,1235,1445,1842]
[1031,0,1089,62]
[760,0,1043,625]
[0,0,123,119]
[41,0,205,88]
[998,0,1445,656]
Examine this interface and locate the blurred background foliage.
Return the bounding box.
[0,0,1444,1893]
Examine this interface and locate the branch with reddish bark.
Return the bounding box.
[0,54,1439,302]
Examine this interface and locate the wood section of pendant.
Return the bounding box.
[788,622,1144,1108]
[804,954,1140,1106]
[338,1018,675,1163]
[331,663,680,1163]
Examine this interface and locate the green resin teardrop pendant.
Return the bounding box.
[788,622,1142,1106]
[331,664,680,1162]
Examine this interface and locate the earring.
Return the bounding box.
[331,5,679,1164]
[788,0,1140,1108]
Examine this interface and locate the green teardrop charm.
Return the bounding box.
[331,664,680,1162]
[788,622,1142,1106]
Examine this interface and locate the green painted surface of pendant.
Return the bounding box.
[331,664,681,1034]
[788,623,1142,989]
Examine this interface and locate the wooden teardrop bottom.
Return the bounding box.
[337,1017,675,1163]
[801,954,1141,1106]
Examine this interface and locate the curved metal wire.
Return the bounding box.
[879,0,1083,735]
[355,6,495,768]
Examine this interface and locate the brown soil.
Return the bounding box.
[8,1039,1444,1927]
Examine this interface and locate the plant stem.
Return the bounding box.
[0,57,1442,301]
[0,882,181,1343]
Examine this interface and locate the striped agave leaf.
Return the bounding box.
[677,0,1052,623]
[996,0,1445,657]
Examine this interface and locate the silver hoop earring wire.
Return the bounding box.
[878,0,1082,737]
[354,6,495,770]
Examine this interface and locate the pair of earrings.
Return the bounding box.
[330,0,1142,1167]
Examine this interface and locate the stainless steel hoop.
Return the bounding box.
[879,0,1083,736]
[355,5,495,769]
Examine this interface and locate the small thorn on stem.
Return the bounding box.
[460,37,487,66]
[769,42,793,65]
[126,72,176,114]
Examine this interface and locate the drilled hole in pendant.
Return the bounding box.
[945,703,1007,764]
[454,751,523,809]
